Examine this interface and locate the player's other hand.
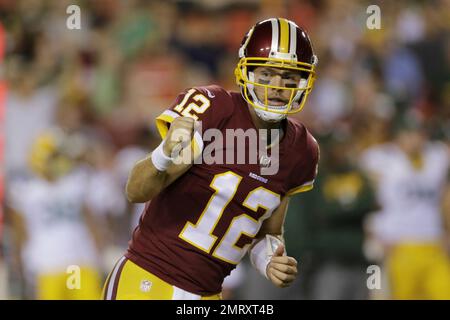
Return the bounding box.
[266,243,298,288]
[163,117,196,158]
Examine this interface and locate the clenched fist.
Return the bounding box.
[266,243,298,288]
[163,117,197,160]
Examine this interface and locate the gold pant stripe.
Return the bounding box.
[103,256,127,300]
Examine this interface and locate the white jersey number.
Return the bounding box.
[179,171,280,264]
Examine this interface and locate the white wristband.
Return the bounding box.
[249,235,285,279]
[151,140,173,172]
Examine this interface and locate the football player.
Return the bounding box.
[360,117,450,299]
[7,130,103,299]
[103,18,319,300]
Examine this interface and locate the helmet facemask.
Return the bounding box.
[235,57,316,122]
[235,18,318,122]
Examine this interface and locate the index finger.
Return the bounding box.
[270,256,297,266]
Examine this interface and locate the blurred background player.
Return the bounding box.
[360,114,450,300]
[286,132,377,300]
[6,130,103,299]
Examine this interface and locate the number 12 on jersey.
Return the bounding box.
[179,171,281,264]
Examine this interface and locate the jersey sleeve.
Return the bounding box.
[155,85,231,156]
[286,134,320,196]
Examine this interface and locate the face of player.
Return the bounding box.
[252,66,303,106]
[396,130,427,155]
[43,153,74,181]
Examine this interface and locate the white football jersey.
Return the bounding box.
[360,142,449,243]
[9,170,99,274]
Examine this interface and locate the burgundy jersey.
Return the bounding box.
[126,85,319,295]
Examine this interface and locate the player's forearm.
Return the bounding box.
[126,155,168,203]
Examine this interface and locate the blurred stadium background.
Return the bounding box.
[0,0,449,299]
